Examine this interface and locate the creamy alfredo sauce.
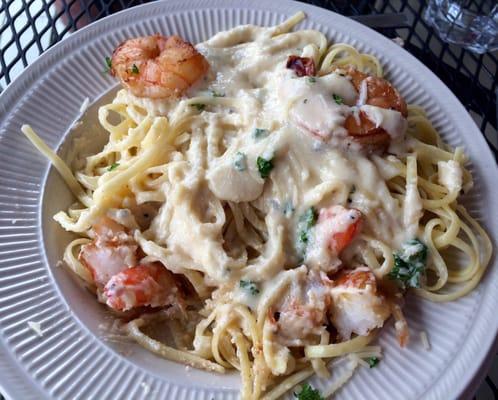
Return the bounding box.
[115,24,416,311]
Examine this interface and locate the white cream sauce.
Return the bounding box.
[360,105,407,139]
[438,160,463,192]
[115,23,412,288]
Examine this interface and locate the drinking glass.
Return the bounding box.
[424,0,498,54]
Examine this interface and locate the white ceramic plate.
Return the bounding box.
[0,1,497,399]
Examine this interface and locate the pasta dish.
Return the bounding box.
[22,12,492,399]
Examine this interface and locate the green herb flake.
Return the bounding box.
[299,230,309,244]
[107,162,119,172]
[103,56,112,73]
[131,64,139,74]
[388,239,428,288]
[295,207,318,256]
[307,77,316,83]
[239,280,260,295]
[253,128,269,140]
[367,356,379,368]
[257,156,274,179]
[234,152,247,171]
[294,383,324,400]
[190,103,206,111]
[211,90,225,97]
[332,93,344,105]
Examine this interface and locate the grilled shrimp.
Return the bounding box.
[340,66,407,150]
[111,34,209,98]
[104,263,183,312]
[329,267,391,340]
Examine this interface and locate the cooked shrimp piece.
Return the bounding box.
[339,66,407,151]
[344,66,407,115]
[79,217,137,287]
[270,270,332,346]
[329,267,391,340]
[319,206,362,254]
[111,34,209,98]
[305,206,362,272]
[284,64,406,151]
[104,263,183,312]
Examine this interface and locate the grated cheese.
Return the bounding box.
[437,160,462,193]
[27,321,43,337]
[140,381,150,395]
[79,97,90,114]
[420,331,431,351]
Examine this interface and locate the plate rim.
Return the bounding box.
[0,1,497,399]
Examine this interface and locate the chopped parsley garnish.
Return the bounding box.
[332,93,344,105]
[107,162,119,171]
[131,64,139,74]
[302,207,318,228]
[190,103,206,111]
[296,207,318,256]
[307,76,316,83]
[103,56,112,73]
[388,239,428,288]
[367,356,379,368]
[239,280,259,295]
[257,155,274,178]
[253,128,269,140]
[234,151,247,171]
[294,383,324,400]
[211,90,225,97]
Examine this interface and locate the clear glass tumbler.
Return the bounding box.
[423,0,498,54]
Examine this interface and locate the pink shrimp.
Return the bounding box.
[318,206,362,255]
[111,34,209,98]
[79,217,137,287]
[340,66,407,151]
[79,217,184,312]
[104,263,183,312]
[270,269,333,346]
[329,267,391,340]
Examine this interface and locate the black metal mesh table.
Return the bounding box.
[0,0,497,399]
